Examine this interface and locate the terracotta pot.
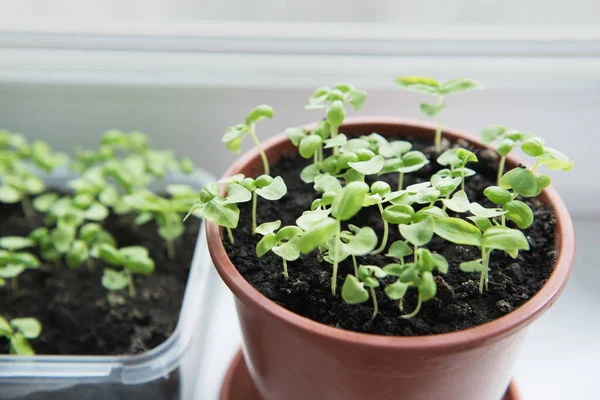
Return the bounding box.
[207,117,576,400]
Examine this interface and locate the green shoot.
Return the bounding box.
[98,245,155,299]
[0,237,39,292]
[0,316,42,355]
[341,265,386,320]
[378,143,429,190]
[255,221,303,279]
[394,76,484,152]
[481,126,531,184]
[436,148,478,191]
[222,105,274,175]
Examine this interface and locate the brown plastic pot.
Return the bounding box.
[207,117,576,400]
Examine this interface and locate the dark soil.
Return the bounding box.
[0,200,200,355]
[226,135,557,336]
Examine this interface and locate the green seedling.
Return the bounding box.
[98,244,155,298]
[378,141,429,190]
[0,237,39,291]
[0,316,42,355]
[341,265,386,320]
[481,126,531,184]
[296,181,370,294]
[323,224,378,277]
[220,174,287,234]
[185,183,241,244]
[436,148,478,191]
[364,181,392,255]
[0,172,44,219]
[394,76,484,152]
[286,121,330,166]
[222,105,274,175]
[305,83,367,155]
[383,247,448,318]
[124,184,199,258]
[255,220,303,279]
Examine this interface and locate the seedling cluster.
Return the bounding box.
[194,77,573,320]
[0,130,201,353]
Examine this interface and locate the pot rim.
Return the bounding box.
[207,116,576,351]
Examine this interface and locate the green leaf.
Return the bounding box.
[484,186,512,205]
[539,147,574,171]
[123,255,155,275]
[420,102,446,117]
[201,199,240,229]
[385,280,409,300]
[386,240,413,259]
[348,155,384,175]
[398,151,429,173]
[437,149,461,167]
[102,268,130,291]
[296,209,331,230]
[500,168,539,197]
[331,181,369,221]
[383,204,415,225]
[11,252,39,268]
[413,206,449,222]
[394,76,439,94]
[521,137,545,157]
[222,125,246,153]
[0,264,25,279]
[98,244,123,266]
[245,104,274,125]
[483,226,530,251]
[256,176,287,200]
[299,135,322,158]
[378,140,411,158]
[272,241,301,261]
[82,203,109,221]
[481,125,506,144]
[99,186,120,207]
[419,271,437,302]
[225,183,253,204]
[119,246,149,258]
[300,164,321,184]
[158,216,184,241]
[468,216,493,232]
[341,226,378,256]
[286,127,306,146]
[440,78,484,95]
[33,193,58,212]
[431,175,461,197]
[341,275,369,304]
[347,89,367,110]
[0,236,34,251]
[457,149,478,164]
[277,226,303,241]
[504,200,534,229]
[327,100,346,127]
[341,138,370,153]
[469,203,506,218]
[256,233,278,257]
[323,134,347,149]
[314,175,342,194]
[0,317,11,336]
[297,217,338,254]
[433,254,449,274]
[0,185,21,203]
[497,139,515,157]
[434,217,482,246]
[255,220,281,236]
[23,175,45,194]
[10,333,35,356]
[10,318,41,339]
[400,217,434,247]
[50,225,76,254]
[66,240,89,269]
[460,260,489,273]
[442,190,470,213]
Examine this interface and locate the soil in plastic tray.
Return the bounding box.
[226,135,557,336]
[0,203,200,356]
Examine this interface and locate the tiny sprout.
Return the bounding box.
[395,76,484,152]
[305,83,367,155]
[99,245,155,298]
[0,173,44,219]
[341,265,386,320]
[0,316,42,355]
[186,183,240,244]
[220,174,287,234]
[364,181,392,255]
[255,220,303,279]
[436,148,478,191]
[323,224,378,276]
[222,105,274,174]
[383,248,448,318]
[378,142,429,190]
[481,126,531,184]
[0,237,39,292]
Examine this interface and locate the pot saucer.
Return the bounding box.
[220,350,520,400]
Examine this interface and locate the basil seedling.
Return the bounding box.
[0,237,39,292]
[341,265,387,320]
[222,105,274,174]
[255,221,303,279]
[98,245,155,299]
[394,76,484,152]
[436,148,478,191]
[0,316,42,356]
[481,126,530,184]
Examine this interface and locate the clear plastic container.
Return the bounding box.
[0,169,215,400]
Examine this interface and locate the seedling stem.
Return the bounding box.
[249,125,270,175]
[331,220,341,295]
[371,203,389,255]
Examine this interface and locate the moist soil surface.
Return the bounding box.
[0,201,200,355]
[226,135,557,336]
